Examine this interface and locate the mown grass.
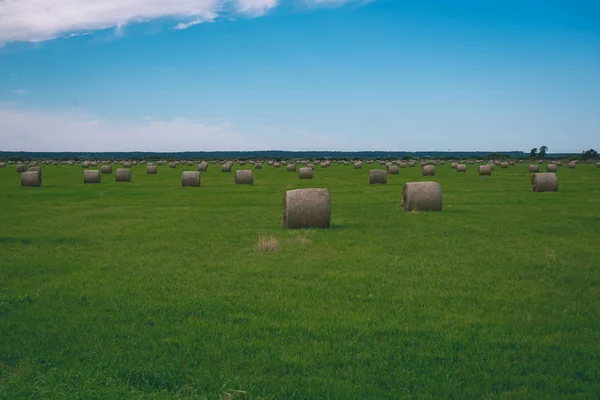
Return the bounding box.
[1,162,599,399]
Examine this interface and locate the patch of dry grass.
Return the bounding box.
[255,235,280,252]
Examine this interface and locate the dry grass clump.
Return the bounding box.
[255,235,280,252]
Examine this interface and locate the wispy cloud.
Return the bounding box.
[12,89,27,95]
[0,0,373,45]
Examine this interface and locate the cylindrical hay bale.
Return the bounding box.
[122,162,132,168]
[402,182,442,212]
[456,164,467,172]
[198,161,208,171]
[298,167,313,179]
[501,162,509,169]
[255,162,262,169]
[478,165,492,175]
[528,165,539,173]
[409,161,416,167]
[0,162,5,168]
[273,162,281,168]
[369,170,387,184]
[222,163,232,172]
[547,164,558,172]
[532,173,558,192]
[387,165,400,174]
[596,162,600,168]
[235,170,253,185]
[81,161,90,168]
[287,164,296,172]
[29,167,42,177]
[451,163,458,169]
[101,165,112,174]
[320,162,328,168]
[170,162,177,168]
[399,162,407,168]
[84,170,101,184]
[568,162,576,169]
[181,171,200,187]
[282,188,331,229]
[21,171,42,187]
[16,164,27,173]
[422,165,435,176]
[146,165,158,174]
[115,168,131,182]
[354,162,362,169]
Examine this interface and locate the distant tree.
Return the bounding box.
[530,148,538,159]
[583,149,598,159]
[538,146,548,158]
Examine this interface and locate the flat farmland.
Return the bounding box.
[1,162,599,399]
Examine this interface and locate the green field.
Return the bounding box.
[1,162,599,399]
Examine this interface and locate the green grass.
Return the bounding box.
[1,162,599,399]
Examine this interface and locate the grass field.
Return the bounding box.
[1,162,599,399]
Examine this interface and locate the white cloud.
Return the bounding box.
[12,89,27,95]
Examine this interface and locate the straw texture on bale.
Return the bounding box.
[532,173,558,192]
[501,162,509,168]
[409,161,416,167]
[222,163,232,172]
[29,167,42,177]
[354,162,362,169]
[146,165,158,174]
[81,162,90,168]
[451,163,458,169]
[287,164,296,172]
[115,168,131,182]
[568,162,576,169]
[369,170,387,184]
[422,165,435,176]
[170,162,177,168]
[547,164,558,172]
[198,162,208,171]
[298,167,313,179]
[84,170,101,184]
[402,182,442,212]
[235,170,254,185]
[16,164,27,173]
[528,165,540,173]
[478,165,492,175]
[181,171,200,187]
[456,164,467,172]
[21,171,42,187]
[0,162,5,167]
[254,163,262,169]
[282,188,331,229]
[273,162,281,168]
[387,165,400,174]
[101,165,112,174]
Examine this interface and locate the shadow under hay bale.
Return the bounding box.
[283,188,331,229]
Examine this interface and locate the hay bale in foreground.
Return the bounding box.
[29,167,42,177]
[146,165,158,174]
[369,170,387,184]
[21,171,42,187]
[16,164,27,173]
[532,173,558,192]
[283,188,331,229]
[115,168,131,182]
[478,165,492,175]
[84,170,101,184]
[298,167,313,179]
[422,165,435,176]
[402,182,442,212]
[287,164,296,172]
[101,165,112,174]
[198,162,208,171]
[456,164,467,172]
[387,165,400,174]
[547,164,558,172]
[181,171,200,187]
[528,165,539,173]
[235,170,254,184]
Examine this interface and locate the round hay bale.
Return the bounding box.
[235,170,254,184]
[387,165,400,174]
[170,162,177,168]
[198,162,208,171]
[222,163,232,172]
[451,163,458,169]
[402,182,442,212]
[254,162,262,169]
[122,162,132,168]
[273,162,281,168]
[501,162,509,169]
[354,162,362,169]
[596,161,600,168]
[0,162,5,168]
[16,164,27,173]
[532,173,558,192]
[478,165,492,175]
[81,161,90,168]
[399,162,407,168]
[287,164,296,172]
[181,171,200,187]
[84,170,101,184]
[409,161,416,167]
[320,162,328,168]
[547,163,558,172]
[21,171,42,187]
[369,170,387,184]
[101,165,112,174]
[568,162,576,169]
[282,188,331,229]
[29,167,42,177]
[115,168,131,182]
[456,164,467,172]
[528,165,540,173]
[422,165,435,176]
[146,165,158,174]
[298,167,313,179]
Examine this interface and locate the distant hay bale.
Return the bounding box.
[509,161,515,165]
[29,167,42,178]
[354,162,362,169]
[307,163,315,168]
[287,164,296,172]
[546,163,558,172]
[402,182,442,212]
[101,165,112,174]
[235,170,254,184]
[255,162,262,169]
[81,162,90,168]
[198,161,208,171]
[0,162,5,168]
[422,165,435,176]
[596,162,600,168]
[488,163,495,171]
[501,162,509,169]
[122,162,132,168]
[273,162,281,168]
[568,162,576,169]
[456,164,467,172]
[16,164,27,173]
[369,170,387,184]
[478,165,492,175]
[532,173,558,192]
[222,163,232,172]
[282,188,331,229]
[84,170,101,184]
[451,163,458,169]
[399,162,407,168]
[170,162,177,168]
[146,165,158,174]
[387,165,400,174]
[320,162,328,168]
[528,165,540,172]
[556,161,563,166]
[298,167,313,179]
[91,162,98,167]
[21,171,42,187]
[181,171,200,187]
[115,168,131,182]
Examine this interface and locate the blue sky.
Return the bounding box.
[0,0,598,152]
